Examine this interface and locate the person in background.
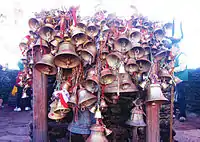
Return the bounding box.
[21,78,32,111]
[14,71,25,112]
[172,43,188,122]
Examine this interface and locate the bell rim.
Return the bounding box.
[34,62,57,75]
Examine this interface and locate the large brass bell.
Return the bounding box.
[86,23,99,38]
[128,43,145,59]
[81,40,97,64]
[35,54,57,75]
[136,57,151,73]
[86,123,108,142]
[78,88,97,110]
[68,109,92,135]
[54,42,81,68]
[100,68,115,85]
[106,52,122,70]
[114,35,132,53]
[125,58,139,74]
[146,84,168,104]
[71,27,88,45]
[28,18,40,32]
[129,28,141,43]
[39,24,55,42]
[126,106,146,127]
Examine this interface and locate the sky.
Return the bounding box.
[0,0,199,69]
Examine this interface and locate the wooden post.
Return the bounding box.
[132,127,138,142]
[146,103,160,142]
[33,50,48,142]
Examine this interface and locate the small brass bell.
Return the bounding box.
[50,32,63,47]
[81,40,97,64]
[158,69,172,80]
[89,105,97,113]
[30,39,50,54]
[114,35,132,53]
[136,57,151,73]
[39,24,55,42]
[71,27,88,46]
[76,20,88,31]
[104,127,112,136]
[126,106,146,127]
[120,73,132,90]
[100,47,109,60]
[94,105,102,119]
[125,58,139,74]
[48,110,66,120]
[100,68,115,85]
[100,99,108,112]
[161,81,169,91]
[54,100,71,114]
[106,52,122,70]
[86,23,99,38]
[78,88,97,110]
[86,123,108,142]
[154,27,165,41]
[139,79,149,90]
[154,49,170,61]
[35,54,57,75]
[128,43,145,59]
[146,84,168,104]
[54,41,81,68]
[129,28,141,43]
[85,75,99,93]
[28,18,40,32]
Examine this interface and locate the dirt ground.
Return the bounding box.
[0,106,200,142]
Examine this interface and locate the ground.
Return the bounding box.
[0,106,200,142]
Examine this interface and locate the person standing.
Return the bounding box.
[172,43,188,122]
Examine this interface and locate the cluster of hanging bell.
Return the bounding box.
[17,5,182,141]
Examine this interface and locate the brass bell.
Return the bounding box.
[104,78,138,93]
[39,24,55,42]
[125,58,139,74]
[128,43,145,59]
[76,44,83,55]
[126,106,146,127]
[161,81,169,91]
[94,105,102,119]
[146,84,168,104]
[89,105,97,113]
[77,20,88,31]
[154,49,170,61]
[71,27,88,45]
[54,41,81,68]
[28,18,40,32]
[158,69,172,80]
[114,35,132,53]
[119,62,126,74]
[85,75,99,93]
[154,27,164,41]
[86,23,99,38]
[129,28,141,43]
[68,94,76,107]
[48,110,66,120]
[81,40,97,63]
[120,73,133,90]
[68,109,92,135]
[78,88,97,110]
[54,100,71,114]
[106,52,122,70]
[100,99,108,112]
[143,46,158,56]
[104,127,112,136]
[30,39,50,54]
[86,123,108,142]
[60,80,71,91]
[35,54,57,75]
[100,46,109,60]
[136,57,151,73]
[50,32,63,47]
[100,68,115,85]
